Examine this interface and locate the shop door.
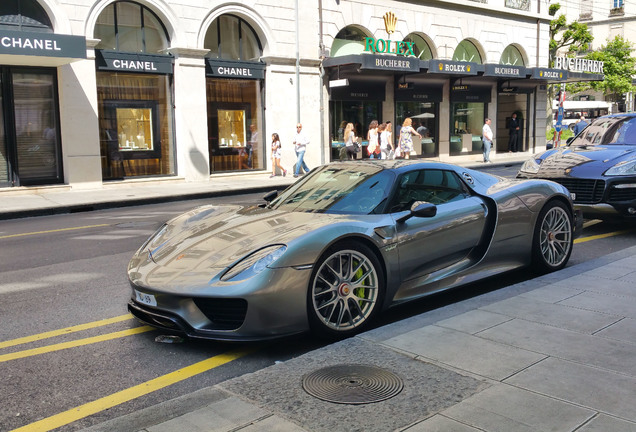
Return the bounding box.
[0,67,62,187]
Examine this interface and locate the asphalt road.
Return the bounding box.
[1,168,635,432]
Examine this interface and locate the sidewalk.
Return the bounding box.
[81,244,636,432]
[0,152,527,220]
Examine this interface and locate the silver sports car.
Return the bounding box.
[128,160,579,341]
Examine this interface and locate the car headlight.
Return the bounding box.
[519,158,541,174]
[220,245,287,282]
[605,159,636,176]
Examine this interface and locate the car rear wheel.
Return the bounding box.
[532,200,573,273]
[308,242,384,339]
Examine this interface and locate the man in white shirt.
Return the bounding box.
[293,123,310,177]
[482,118,493,163]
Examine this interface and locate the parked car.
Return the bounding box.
[518,113,636,219]
[128,160,579,342]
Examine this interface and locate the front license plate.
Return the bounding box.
[135,289,157,307]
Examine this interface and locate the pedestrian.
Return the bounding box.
[270,133,287,178]
[482,118,493,163]
[573,115,588,135]
[366,120,380,159]
[343,122,358,160]
[380,121,393,159]
[293,123,310,177]
[508,113,520,152]
[397,117,421,159]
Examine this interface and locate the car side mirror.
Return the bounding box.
[546,142,553,150]
[396,201,437,223]
[263,190,278,202]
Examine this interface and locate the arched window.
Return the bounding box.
[500,45,525,66]
[204,15,262,61]
[403,33,433,60]
[0,0,52,33]
[94,1,169,53]
[453,40,482,63]
[330,26,369,57]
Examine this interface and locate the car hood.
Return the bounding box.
[536,145,636,178]
[132,204,354,273]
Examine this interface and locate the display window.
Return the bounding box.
[97,72,174,179]
[450,102,487,155]
[204,14,264,173]
[396,102,438,157]
[329,100,381,160]
[94,1,174,180]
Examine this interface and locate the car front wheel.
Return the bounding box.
[532,200,574,273]
[308,242,384,339]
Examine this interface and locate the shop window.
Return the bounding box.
[403,33,433,60]
[500,45,525,66]
[94,1,169,53]
[329,100,381,160]
[453,40,482,64]
[207,79,262,172]
[97,72,174,179]
[331,26,371,57]
[396,102,438,157]
[450,102,486,155]
[204,15,262,61]
[0,0,52,33]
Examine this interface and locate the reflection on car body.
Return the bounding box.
[518,113,636,218]
[128,160,577,341]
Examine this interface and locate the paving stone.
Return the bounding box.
[440,384,594,432]
[594,318,636,343]
[147,397,268,432]
[403,414,482,431]
[480,295,619,334]
[435,310,511,334]
[559,291,636,319]
[478,318,636,376]
[506,357,636,422]
[238,415,308,432]
[386,325,545,380]
[519,284,583,304]
[552,274,635,298]
[577,414,636,432]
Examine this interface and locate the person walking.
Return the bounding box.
[270,133,287,178]
[343,122,358,160]
[293,123,310,177]
[482,118,493,163]
[366,120,380,159]
[508,113,520,152]
[397,117,421,159]
[573,115,588,135]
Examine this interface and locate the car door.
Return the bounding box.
[390,169,488,284]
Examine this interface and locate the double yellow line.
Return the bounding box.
[2,314,254,432]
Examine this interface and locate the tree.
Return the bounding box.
[549,3,593,67]
[587,36,636,103]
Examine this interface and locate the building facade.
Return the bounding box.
[0,0,558,189]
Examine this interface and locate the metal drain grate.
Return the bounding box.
[302,364,403,405]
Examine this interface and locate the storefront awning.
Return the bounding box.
[0,29,86,67]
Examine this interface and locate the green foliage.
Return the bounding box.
[549,3,593,66]
[588,36,636,98]
[547,127,573,142]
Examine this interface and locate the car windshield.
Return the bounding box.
[269,164,395,214]
[570,115,636,146]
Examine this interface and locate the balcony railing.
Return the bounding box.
[505,0,531,11]
[609,6,625,16]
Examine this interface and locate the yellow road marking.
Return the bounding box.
[0,223,110,239]
[0,326,153,363]
[575,229,632,244]
[12,348,254,432]
[0,314,134,349]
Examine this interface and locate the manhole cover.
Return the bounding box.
[302,364,403,405]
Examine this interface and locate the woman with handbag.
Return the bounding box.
[397,117,421,160]
[344,122,358,160]
[366,120,380,159]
